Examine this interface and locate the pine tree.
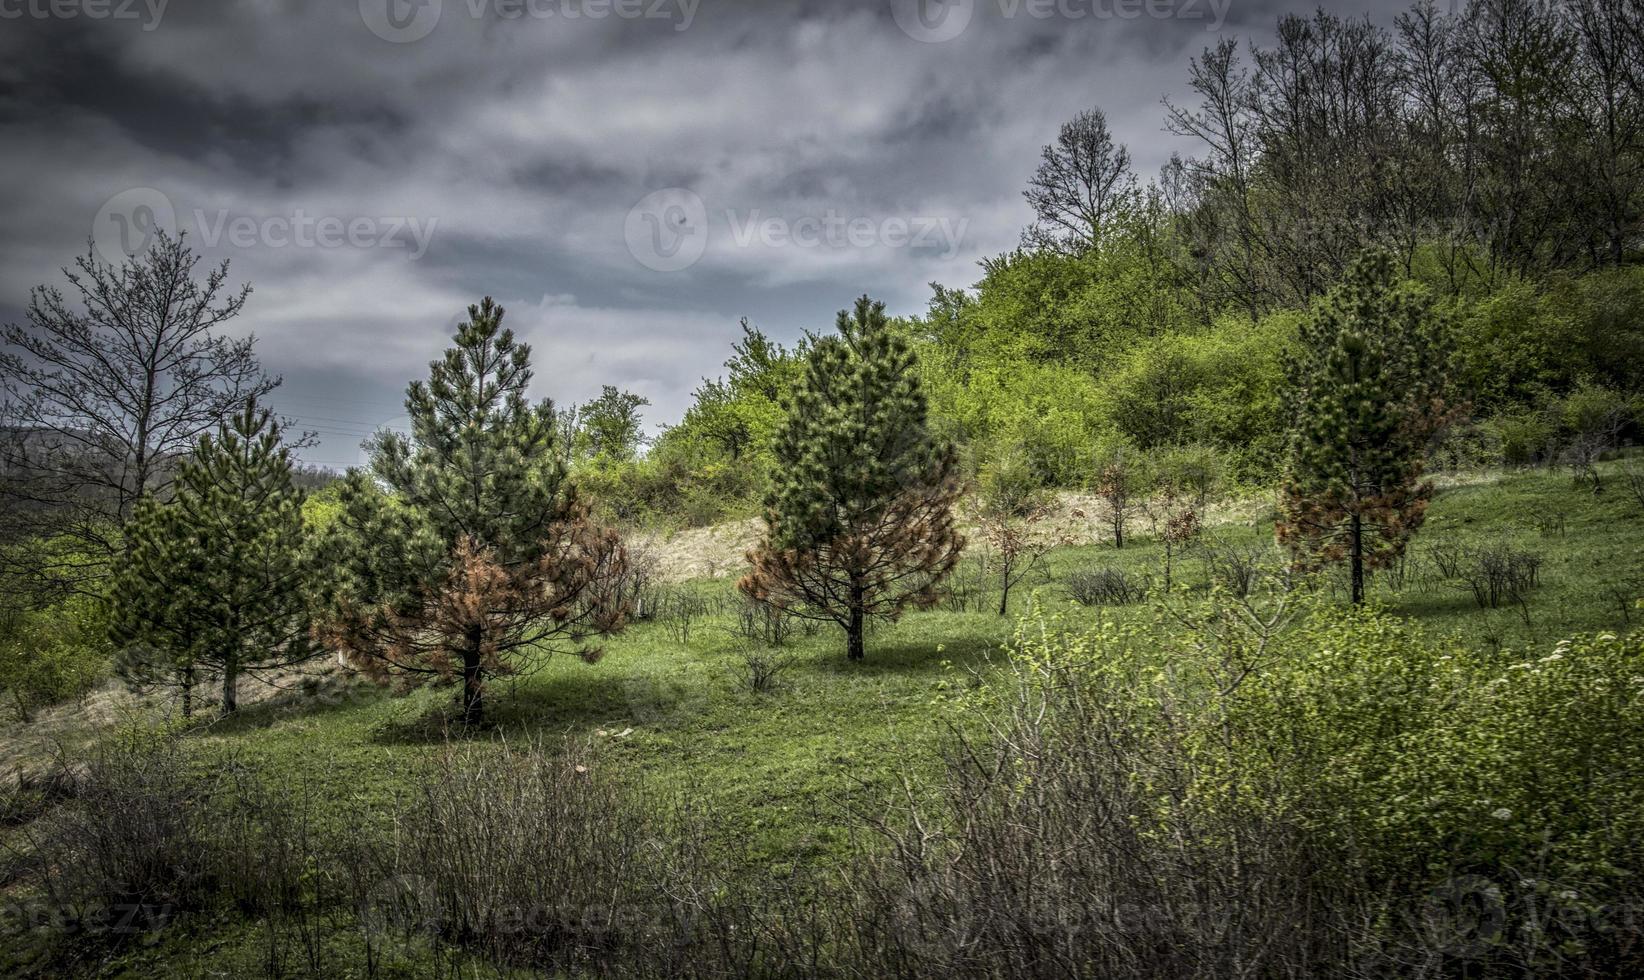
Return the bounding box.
[109,399,314,716]
[318,298,630,724]
[1277,250,1453,604]
[739,296,964,661]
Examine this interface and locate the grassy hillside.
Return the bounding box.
[3,463,1642,977]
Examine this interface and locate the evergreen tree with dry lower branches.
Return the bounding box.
[739,296,963,662]
[1277,250,1454,605]
[318,298,630,724]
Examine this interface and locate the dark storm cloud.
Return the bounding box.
[0,0,1416,467]
[3,31,403,179]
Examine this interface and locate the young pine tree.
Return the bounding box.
[109,399,314,716]
[739,296,964,661]
[318,298,630,724]
[1277,250,1453,604]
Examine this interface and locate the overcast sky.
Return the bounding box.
[0,0,1412,468]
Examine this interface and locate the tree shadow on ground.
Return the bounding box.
[367,663,701,746]
[810,621,1007,678]
[198,676,392,736]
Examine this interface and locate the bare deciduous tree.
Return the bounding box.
[1164,39,1264,317]
[1022,107,1138,255]
[0,231,275,601]
[1091,444,1149,550]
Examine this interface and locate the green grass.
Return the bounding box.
[5,463,1643,976]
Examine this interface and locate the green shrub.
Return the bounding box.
[974,436,1050,518]
[1487,407,1557,466]
[972,596,1644,972]
[1223,610,1641,884]
[0,596,108,722]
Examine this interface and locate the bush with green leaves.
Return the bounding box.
[0,594,107,722]
[973,437,1049,519]
[1487,407,1559,467]
[985,593,1644,972]
[1454,272,1644,416]
[1551,382,1636,491]
[1201,608,1640,880]
[921,357,1110,487]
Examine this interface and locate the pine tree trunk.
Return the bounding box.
[847,579,865,662]
[181,664,193,719]
[1347,364,1366,606]
[221,658,238,715]
[1350,511,1365,606]
[461,626,485,724]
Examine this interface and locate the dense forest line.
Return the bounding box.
[574,0,1642,523]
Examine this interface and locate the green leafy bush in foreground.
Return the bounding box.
[1248,614,1643,894]
[8,573,1643,977]
[963,591,1644,972]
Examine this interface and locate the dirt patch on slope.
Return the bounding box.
[632,489,1283,584]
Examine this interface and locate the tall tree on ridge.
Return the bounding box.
[574,385,650,463]
[1023,107,1138,255]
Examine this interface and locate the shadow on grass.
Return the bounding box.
[1379,589,1493,618]
[365,622,1002,746]
[812,618,1008,677]
[200,677,393,737]
[367,662,710,746]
